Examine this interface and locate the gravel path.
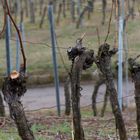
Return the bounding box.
[19,80,135,111]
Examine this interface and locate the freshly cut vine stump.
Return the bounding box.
[129,56,140,139]
[2,69,34,140]
[95,43,127,140]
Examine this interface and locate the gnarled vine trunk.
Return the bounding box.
[129,56,140,139]
[71,56,85,140]
[2,70,34,140]
[69,40,94,140]
[95,43,127,140]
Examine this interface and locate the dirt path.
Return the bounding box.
[19,80,135,111]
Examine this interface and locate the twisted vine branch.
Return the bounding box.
[1,0,26,71]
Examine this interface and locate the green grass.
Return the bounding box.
[0,106,138,139]
[0,120,71,140]
[0,128,20,140]
[49,121,71,134]
[32,124,47,133]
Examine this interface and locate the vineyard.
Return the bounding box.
[0,0,140,140]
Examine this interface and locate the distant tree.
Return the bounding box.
[87,0,94,20]
[29,0,35,23]
[13,0,18,22]
[39,0,44,16]
[77,0,82,16]
[128,0,135,19]
[52,0,57,13]
[20,8,24,23]
[62,0,66,18]
[39,6,47,28]
[102,0,107,25]
[24,0,29,17]
[34,0,38,12]
[76,1,92,28]
[56,2,62,25]
[70,0,76,22]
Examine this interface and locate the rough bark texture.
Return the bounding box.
[95,43,127,140]
[8,102,34,140]
[0,93,5,117]
[129,56,140,139]
[101,86,109,117]
[69,40,94,140]
[64,75,71,116]
[2,70,35,140]
[71,54,85,140]
[71,56,85,140]
[92,78,105,116]
[92,75,110,117]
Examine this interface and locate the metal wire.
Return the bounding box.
[0,92,135,112]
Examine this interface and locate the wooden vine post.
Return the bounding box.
[128,56,140,139]
[95,43,127,140]
[67,37,94,140]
